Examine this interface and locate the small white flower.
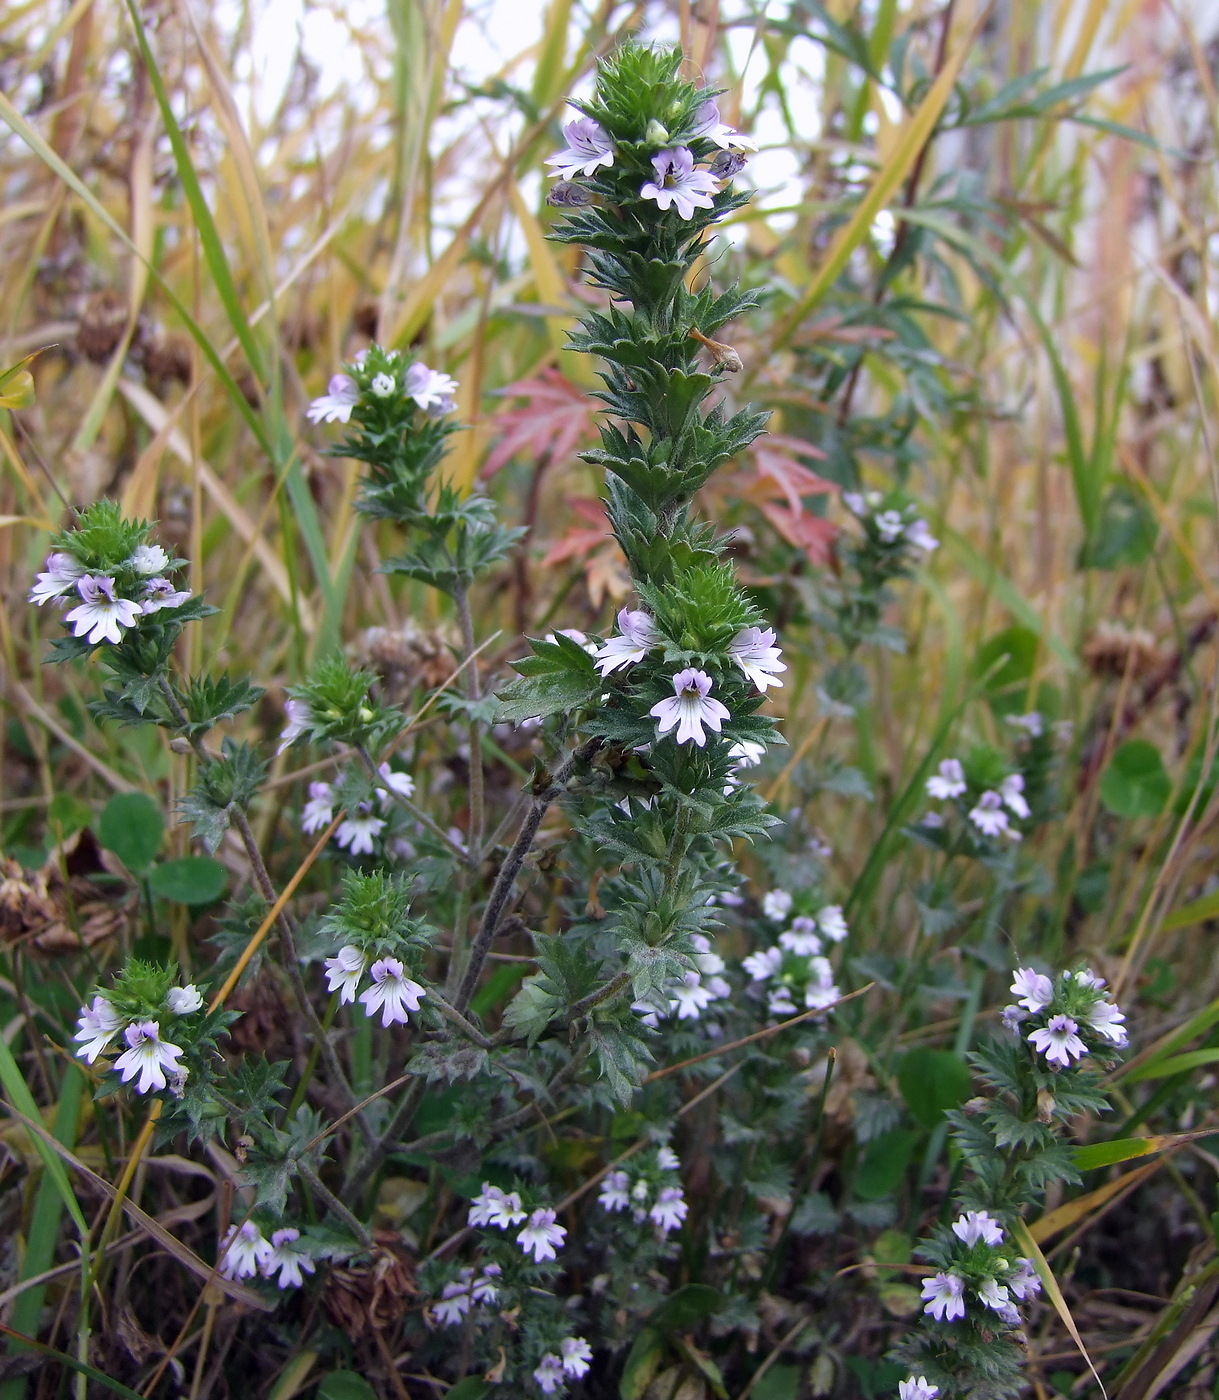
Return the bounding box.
[262,1227,316,1289]
[899,1380,940,1400]
[905,518,939,552]
[743,946,782,982]
[532,1354,566,1395]
[1084,999,1128,1046]
[127,544,169,575]
[545,116,615,178]
[65,575,142,645]
[517,1207,566,1262]
[433,1283,472,1327]
[727,739,767,768]
[842,491,867,516]
[656,1145,680,1171]
[649,668,729,747]
[278,698,313,754]
[817,904,849,943]
[926,758,966,800]
[593,608,660,675]
[1010,967,1053,1013]
[1071,967,1106,989]
[598,1170,631,1213]
[472,1263,501,1303]
[559,1336,593,1378]
[968,791,1009,837]
[1029,1013,1088,1068]
[469,1183,527,1229]
[670,972,714,1020]
[921,1271,966,1322]
[74,996,124,1063]
[640,147,719,220]
[165,984,203,1015]
[219,1221,272,1280]
[768,988,798,1017]
[324,945,367,1004]
[952,1210,1004,1247]
[977,1278,1011,1312]
[30,552,85,606]
[727,626,786,692]
[689,99,757,150]
[920,810,945,829]
[405,361,458,411]
[1000,1004,1026,1034]
[1007,711,1044,737]
[335,813,386,855]
[763,889,793,921]
[1007,1258,1042,1300]
[649,1185,688,1233]
[301,781,335,834]
[140,577,191,613]
[113,1020,184,1095]
[803,970,842,1013]
[375,763,416,805]
[307,373,359,424]
[875,509,906,542]
[1000,773,1030,819]
[358,957,425,1027]
[780,917,821,956]
[369,372,396,398]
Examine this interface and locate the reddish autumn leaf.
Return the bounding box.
[540,499,630,608]
[482,369,597,478]
[758,499,838,566]
[749,434,834,515]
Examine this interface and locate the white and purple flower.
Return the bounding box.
[1029,1013,1088,1068]
[113,1020,184,1095]
[324,945,367,1004]
[65,575,142,645]
[640,147,719,220]
[218,1221,272,1280]
[727,626,786,691]
[358,957,425,1027]
[262,1227,316,1289]
[926,759,967,800]
[649,668,729,747]
[593,608,660,675]
[517,1207,566,1262]
[545,117,615,179]
[307,373,359,424]
[30,552,86,606]
[921,1270,966,1322]
[74,996,124,1063]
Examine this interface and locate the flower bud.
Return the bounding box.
[645,119,670,145]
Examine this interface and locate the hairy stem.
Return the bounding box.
[453,738,600,1015]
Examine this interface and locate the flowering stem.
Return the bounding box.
[453,581,485,868]
[354,744,466,858]
[298,1160,374,1251]
[452,738,601,1015]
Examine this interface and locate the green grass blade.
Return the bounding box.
[0,1040,88,1237]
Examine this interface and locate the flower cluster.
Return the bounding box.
[1003,966,1128,1067]
[431,1263,503,1325]
[323,948,426,1027]
[300,762,416,855]
[218,1221,316,1290]
[919,1210,1041,1329]
[597,1146,688,1233]
[589,607,786,749]
[843,490,938,556]
[544,97,754,222]
[632,934,731,1026]
[74,976,204,1095]
[307,348,458,425]
[924,757,1030,843]
[743,891,848,1017]
[532,1337,594,1394]
[30,506,193,651]
[467,1184,568,1263]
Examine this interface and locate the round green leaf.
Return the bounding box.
[317,1374,379,1400]
[1099,739,1171,819]
[149,857,228,906]
[98,791,164,873]
[897,1047,973,1130]
[854,1129,918,1200]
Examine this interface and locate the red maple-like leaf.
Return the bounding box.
[749,433,834,514]
[540,499,630,608]
[482,369,597,478]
